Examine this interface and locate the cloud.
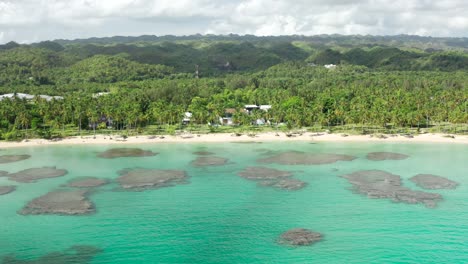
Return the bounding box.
[0,0,466,43]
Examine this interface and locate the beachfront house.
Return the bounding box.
[244,104,272,113]
[246,104,272,125]
[182,112,192,125]
[219,108,237,125]
[218,105,272,126]
[324,64,337,69]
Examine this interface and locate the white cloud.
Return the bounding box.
[0,0,466,43]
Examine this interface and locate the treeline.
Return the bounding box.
[0,64,466,140]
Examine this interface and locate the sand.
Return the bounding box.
[0,132,467,149]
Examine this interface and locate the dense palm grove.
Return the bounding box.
[0,35,467,140]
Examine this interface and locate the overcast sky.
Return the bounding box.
[0,0,467,44]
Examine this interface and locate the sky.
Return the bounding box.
[0,0,467,44]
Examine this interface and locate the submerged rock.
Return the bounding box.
[410,174,459,190]
[238,166,293,180]
[66,177,109,188]
[232,141,263,144]
[193,151,215,156]
[278,228,323,246]
[259,179,307,191]
[366,152,409,161]
[253,148,271,153]
[191,156,228,167]
[97,148,157,159]
[20,190,94,215]
[0,154,31,164]
[258,151,356,165]
[6,167,68,183]
[342,170,442,208]
[238,167,306,191]
[117,168,188,191]
[0,170,8,176]
[2,245,102,264]
[0,186,15,195]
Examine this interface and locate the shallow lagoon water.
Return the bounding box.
[1,142,467,263]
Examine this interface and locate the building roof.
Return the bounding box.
[92,92,111,98]
[244,104,259,109]
[0,93,63,101]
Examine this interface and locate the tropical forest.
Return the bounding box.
[0,34,467,140]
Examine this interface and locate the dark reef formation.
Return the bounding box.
[410,174,459,190]
[97,148,157,159]
[2,245,102,264]
[193,151,215,156]
[366,152,409,161]
[278,228,323,246]
[238,166,306,191]
[117,168,188,191]
[258,151,356,165]
[20,190,94,215]
[259,179,307,191]
[66,177,109,188]
[191,156,228,167]
[0,186,16,195]
[0,154,31,164]
[341,170,442,208]
[6,167,68,183]
[238,167,293,180]
[231,141,263,144]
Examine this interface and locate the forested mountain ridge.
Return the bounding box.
[49,34,468,51]
[0,34,467,89]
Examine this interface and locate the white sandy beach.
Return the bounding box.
[0,132,467,148]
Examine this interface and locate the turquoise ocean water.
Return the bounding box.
[0,142,467,263]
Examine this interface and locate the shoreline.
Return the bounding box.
[1,132,467,149]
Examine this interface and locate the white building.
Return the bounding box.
[0,93,63,101]
[182,112,192,125]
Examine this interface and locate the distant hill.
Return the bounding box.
[0,34,466,88]
[52,34,468,51]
